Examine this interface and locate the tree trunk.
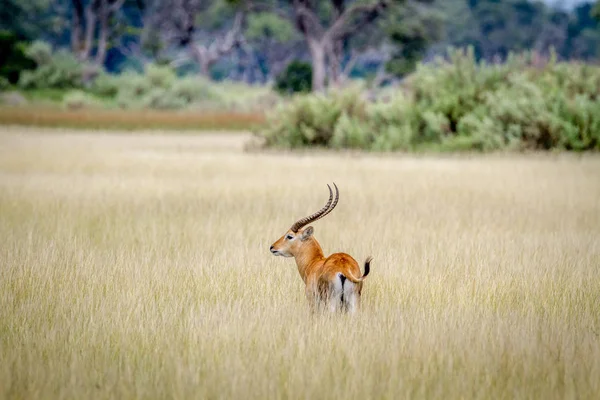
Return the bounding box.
[80,3,97,61]
[190,45,212,76]
[327,39,344,87]
[199,59,211,76]
[309,39,327,92]
[291,0,388,92]
[329,0,344,87]
[94,1,109,65]
[71,0,84,54]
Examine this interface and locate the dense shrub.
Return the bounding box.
[142,88,188,110]
[258,48,600,152]
[24,40,52,65]
[91,72,121,97]
[18,41,87,89]
[114,70,152,108]
[260,88,366,147]
[13,45,277,111]
[145,63,176,88]
[275,61,312,95]
[169,76,220,104]
[63,90,96,109]
[112,66,224,110]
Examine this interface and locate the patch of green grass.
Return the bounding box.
[21,88,68,103]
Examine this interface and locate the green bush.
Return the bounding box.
[257,48,600,152]
[143,88,188,110]
[169,76,220,104]
[11,45,276,111]
[18,42,86,90]
[0,77,10,91]
[145,63,176,89]
[275,61,312,95]
[24,40,52,65]
[91,72,121,97]
[260,88,365,148]
[111,67,227,110]
[113,71,152,108]
[63,90,96,109]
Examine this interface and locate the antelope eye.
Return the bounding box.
[286,234,294,240]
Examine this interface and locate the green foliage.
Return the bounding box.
[0,31,35,84]
[170,76,220,104]
[0,77,10,91]
[0,0,50,40]
[14,52,277,112]
[258,48,600,152]
[142,88,188,110]
[63,90,96,110]
[386,4,443,77]
[275,61,312,95]
[114,71,152,108]
[435,0,600,62]
[246,12,296,42]
[110,65,232,110]
[91,72,121,98]
[593,2,600,20]
[260,88,365,148]
[18,42,87,90]
[195,0,237,31]
[24,40,52,65]
[145,64,177,88]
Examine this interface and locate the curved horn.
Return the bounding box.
[290,183,339,233]
[315,182,339,220]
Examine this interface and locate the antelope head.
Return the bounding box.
[270,183,339,258]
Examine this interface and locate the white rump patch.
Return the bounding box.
[341,275,358,313]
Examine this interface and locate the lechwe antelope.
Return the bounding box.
[270,183,371,313]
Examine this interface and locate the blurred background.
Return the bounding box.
[0,0,599,150]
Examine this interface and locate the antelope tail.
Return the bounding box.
[344,257,372,283]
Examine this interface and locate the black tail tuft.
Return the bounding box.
[363,256,372,278]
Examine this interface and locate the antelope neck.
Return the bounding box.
[293,238,325,283]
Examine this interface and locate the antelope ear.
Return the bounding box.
[301,226,314,241]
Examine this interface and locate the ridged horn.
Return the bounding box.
[290,183,339,233]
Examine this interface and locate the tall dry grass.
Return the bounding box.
[0,107,265,131]
[1,127,599,399]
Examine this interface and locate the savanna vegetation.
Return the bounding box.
[258,48,600,152]
[1,128,599,399]
[1,1,600,143]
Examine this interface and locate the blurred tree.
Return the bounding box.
[69,0,131,65]
[564,3,600,59]
[386,2,442,77]
[148,0,245,77]
[244,0,437,91]
[274,60,312,93]
[434,0,599,62]
[288,0,389,91]
[468,0,549,59]
[245,11,302,81]
[0,0,50,40]
[593,1,600,20]
[4,0,600,86]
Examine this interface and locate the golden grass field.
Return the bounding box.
[1,126,599,399]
